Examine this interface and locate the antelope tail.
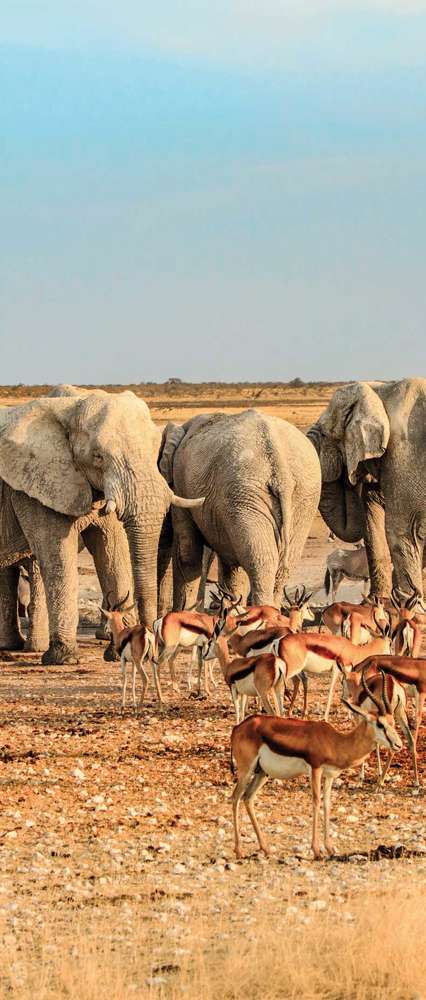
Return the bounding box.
[324,567,331,598]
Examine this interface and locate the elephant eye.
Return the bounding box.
[93,451,104,466]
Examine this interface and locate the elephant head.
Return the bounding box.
[0,387,203,624]
[308,382,390,542]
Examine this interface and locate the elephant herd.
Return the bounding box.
[0,377,425,665]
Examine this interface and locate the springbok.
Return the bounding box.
[153,595,241,696]
[210,635,286,721]
[265,621,392,720]
[390,589,423,657]
[350,653,426,747]
[324,544,369,601]
[322,595,388,639]
[218,585,315,639]
[226,587,314,714]
[101,593,157,709]
[230,672,402,860]
[341,668,417,785]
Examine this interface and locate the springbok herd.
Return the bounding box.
[101,581,426,861]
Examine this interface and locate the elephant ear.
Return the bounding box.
[0,399,94,517]
[318,383,390,486]
[158,422,186,484]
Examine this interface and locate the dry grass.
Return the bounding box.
[2,888,426,999]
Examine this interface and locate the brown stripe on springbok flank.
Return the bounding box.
[307,644,338,661]
[178,623,210,636]
[228,661,257,683]
[118,633,132,656]
[248,634,279,652]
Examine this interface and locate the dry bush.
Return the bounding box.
[2,887,426,999]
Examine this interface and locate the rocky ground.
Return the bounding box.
[1,517,425,996]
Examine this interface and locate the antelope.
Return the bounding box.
[230,672,402,860]
[322,595,388,639]
[153,595,241,696]
[390,589,423,658]
[227,587,314,715]
[324,543,369,601]
[220,585,315,638]
[341,668,418,785]
[101,593,157,709]
[350,654,426,747]
[210,634,286,721]
[267,621,392,720]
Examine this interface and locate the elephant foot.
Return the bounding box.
[42,641,79,666]
[24,638,49,653]
[0,632,25,653]
[0,635,25,651]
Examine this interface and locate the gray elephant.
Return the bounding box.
[0,386,203,663]
[159,409,321,608]
[308,378,426,597]
[0,519,133,658]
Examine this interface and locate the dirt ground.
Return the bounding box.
[1,517,426,997]
[1,382,425,997]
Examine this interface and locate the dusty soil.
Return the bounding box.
[1,517,426,997]
[1,381,425,996]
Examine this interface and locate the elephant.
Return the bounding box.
[308,378,426,598]
[159,409,321,608]
[0,385,203,663]
[0,521,133,659]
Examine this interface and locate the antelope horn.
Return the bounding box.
[114,591,130,612]
[381,670,392,714]
[283,586,292,605]
[215,582,235,601]
[361,671,383,714]
[390,587,401,609]
[406,591,420,612]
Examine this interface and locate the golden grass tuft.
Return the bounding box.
[2,887,426,999]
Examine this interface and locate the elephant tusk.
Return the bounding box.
[171,493,205,509]
[105,499,117,514]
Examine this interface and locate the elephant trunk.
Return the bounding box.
[124,514,162,626]
[109,468,204,626]
[318,479,365,543]
[308,423,365,543]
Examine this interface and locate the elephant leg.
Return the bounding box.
[157,511,173,616]
[171,508,204,610]
[196,546,216,610]
[232,526,278,606]
[82,515,135,661]
[362,486,392,596]
[0,565,25,650]
[386,513,425,597]
[25,558,49,652]
[12,494,79,665]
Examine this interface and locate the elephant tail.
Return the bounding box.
[274,490,291,602]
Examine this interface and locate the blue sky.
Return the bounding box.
[1,2,425,383]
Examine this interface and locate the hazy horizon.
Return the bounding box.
[2,3,425,384]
